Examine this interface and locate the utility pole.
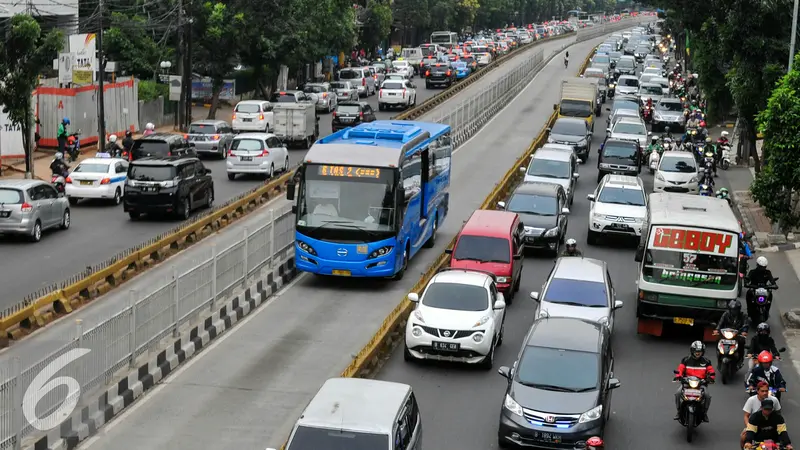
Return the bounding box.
[97,0,107,149]
[183,12,194,131]
[790,0,799,72]
[177,0,185,131]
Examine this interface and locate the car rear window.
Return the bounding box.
[330,82,348,89]
[189,123,217,134]
[132,140,170,158]
[231,139,264,151]
[129,165,175,181]
[235,103,261,113]
[0,188,23,204]
[336,105,361,114]
[382,82,404,90]
[270,93,297,103]
[73,163,110,173]
[339,70,361,80]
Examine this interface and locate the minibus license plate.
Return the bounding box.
[674,317,694,326]
[432,341,459,351]
[332,270,351,277]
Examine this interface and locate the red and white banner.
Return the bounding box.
[648,226,737,258]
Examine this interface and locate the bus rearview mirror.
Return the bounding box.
[286,182,295,201]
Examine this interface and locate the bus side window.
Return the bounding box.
[428,140,439,179]
[402,149,422,199]
[433,133,451,176]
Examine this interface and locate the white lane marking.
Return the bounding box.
[78,272,308,449]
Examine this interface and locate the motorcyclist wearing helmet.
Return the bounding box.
[663,125,674,141]
[104,134,121,156]
[121,130,134,157]
[747,350,787,394]
[575,436,604,449]
[674,340,715,421]
[57,117,70,155]
[749,323,781,370]
[703,136,719,175]
[718,130,730,146]
[646,135,661,156]
[143,123,156,136]
[561,238,582,257]
[747,256,777,286]
[49,152,69,177]
[743,398,792,449]
[716,299,749,364]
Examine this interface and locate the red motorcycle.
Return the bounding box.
[575,436,604,449]
[642,105,653,123]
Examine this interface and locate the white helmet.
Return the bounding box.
[566,238,577,246]
[721,131,729,137]
[108,134,117,143]
[145,123,155,131]
[54,152,64,160]
[757,256,768,267]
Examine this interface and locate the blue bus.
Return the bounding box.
[286,120,452,279]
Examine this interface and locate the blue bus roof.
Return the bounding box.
[306,120,450,168]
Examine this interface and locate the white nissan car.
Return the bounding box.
[653,151,700,194]
[404,268,506,369]
[65,156,129,205]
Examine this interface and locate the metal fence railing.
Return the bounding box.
[0,204,294,450]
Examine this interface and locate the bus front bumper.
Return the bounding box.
[296,248,397,277]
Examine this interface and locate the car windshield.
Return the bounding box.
[230,139,264,151]
[188,124,217,134]
[382,82,404,90]
[658,101,683,112]
[303,86,325,93]
[660,156,697,173]
[544,278,607,307]
[527,158,570,179]
[507,193,557,216]
[336,105,361,114]
[339,70,361,80]
[552,120,585,136]
[286,426,388,450]
[618,59,635,68]
[640,85,663,95]
[0,188,23,204]
[422,282,489,311]
[618,77,638,87]
[636,46,650,53]
[517,346,600,391]
[613,123,646,135]
[598,186,645,205]
[593,55,610,64]
[73,163,110,173]
[235,103,261,113]
[129,165,175,181]
[453,235,510,263]
[587,74,606,85]
[602,143,637,159]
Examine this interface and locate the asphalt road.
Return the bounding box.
[375,92,800,450]
[71,32,622,450]
[0,38,560,310]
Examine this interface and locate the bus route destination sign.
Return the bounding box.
[317,165,381,179]
[649,226,736,257]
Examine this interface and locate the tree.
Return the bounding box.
[103,12,172,81]
[192,2,247,118]
[0,15,63,177]
[361,0,394,51]
[393,0,430,45]
[750,53,800,232]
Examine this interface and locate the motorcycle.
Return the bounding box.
[642,105,653,123]
[745,281,779,325]
[715,327,745,384]
[573,437,604,449]
[673,371,709,442]
[66,130,82,163]
[720,143,732,170]
[51,172,67,194]
[649,148,660,174]
[747,440,782,450]
[699,184,712,196]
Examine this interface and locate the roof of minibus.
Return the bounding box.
[647,192,740,232]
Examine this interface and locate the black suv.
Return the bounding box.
[123,156,214,220]
[597,137,642,182]
[331,102,377,132]
[130,133,195,161]
[425,63,457,88]
[497,317,620,448]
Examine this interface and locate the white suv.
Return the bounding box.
[404,268,507,369]
[231,100,273,133]
[378,79,417,111]
[586,174,647,245]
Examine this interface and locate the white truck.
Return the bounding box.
[272,102,319,149]
[555,78,600,131]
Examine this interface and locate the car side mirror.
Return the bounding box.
[189,142,196,147]
[407,293,420,302]
[497,201,506,209]
[561,207,570,215]
[530,291,540,301]
[553,103,558,111]
[634,245,644,262]
[587,194,595,201]
[609,378,621,390]
[498,366,511,379]
[519,166,526,173]
[494,299,506,310]
[205,169,212,174]
[573,172,580,179]
[614,300,624,310]
[513,254,522,260]
[444,248,453,254]
[606,128,611,133]
[648,131,653,136]
[779,347,787,353]
[286,181,295,201]
[605,107,611,111]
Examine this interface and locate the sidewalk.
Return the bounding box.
[0,125,176,181]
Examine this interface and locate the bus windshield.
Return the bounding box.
[296,164,398,235]
[642,227,738,290]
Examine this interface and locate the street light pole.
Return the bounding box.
[790,0,799,71]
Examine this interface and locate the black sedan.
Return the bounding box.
[547,117,593,162]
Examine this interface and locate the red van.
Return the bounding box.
[446,210,525,302]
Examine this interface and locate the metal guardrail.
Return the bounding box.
[0,204,294,449]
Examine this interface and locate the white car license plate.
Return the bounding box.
[432,341,459,351]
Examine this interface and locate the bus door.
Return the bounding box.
[402,149,424,250]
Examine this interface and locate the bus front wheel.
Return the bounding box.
[392,245,409,281]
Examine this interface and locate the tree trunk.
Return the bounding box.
[745,119,761,173]
[207,82,222,119]
[22,101,33,179]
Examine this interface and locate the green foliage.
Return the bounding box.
[0,14,63,169]
[138,80,169,102]
[103,13,171,80]
[361,0,394,50]
[750,53,800,229]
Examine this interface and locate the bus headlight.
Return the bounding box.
[717,300,728,308]
[368,246,394,259]
[296,241,317,256]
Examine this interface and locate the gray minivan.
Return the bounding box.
[270,378,422,450]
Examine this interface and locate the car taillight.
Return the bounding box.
[232,114,237,120]
[402,89,406,97]
[259,114,264,120]
[446,70,452,76]
[65,176,72,183]
[260,150,270,157]
[362,78,366,86]
[21,202,33,213]
[212,134,220,140]
[379,89,383,97]
[100,178,111,185]
[332,111,337,118]
[360,112,364,119]
[184,134,189,139]
[228,149,234,157]
[322,92,328,98]
[426,70,430,76]
[167,152,172,156]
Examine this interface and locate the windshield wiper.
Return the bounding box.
[327,221,382,238]
[553,301,593,307]
[513,210,551,216]
[529,174,559,178]
[529,383,575,392]
[607,201,643,206]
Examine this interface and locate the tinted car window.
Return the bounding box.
[382,82,404,90]
[603,143,637,159]
[507,194,557,215]
[132,140,170,158]
[270,93,298,103]
[189,124,217,134]
[129,165,176,181]
[231,139,264,151]
[339,70,361,80]
[527,158,570,179]
[544,278,607,307]
[287,426,388,450]
[658,101,683,112]
[598,187,645,206]
[454,235,511,263]
[336,104,361,114]
[0,188,23,204]
[330,82,349,89]
[518,346,600,391]
[660,157,697,172]
[552,120,586,135]
[618,77,638,87]
[422,282,489,311]
[73,163,110,173]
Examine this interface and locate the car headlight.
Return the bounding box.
[411,326,423,337]
[296,241,317,256]
[413,309,425,323]
[579,405,603,423]
[368,246,393,259]
[656,172,665,181]
[504,394,523,417]
[473,315,491,327]
[717,300,728,309]
[524,226,535,234]
[496,277,510,284]
[689,176,698,183]
[544,227,559,237]
[577,138,587,146]
[654,112,663,120]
